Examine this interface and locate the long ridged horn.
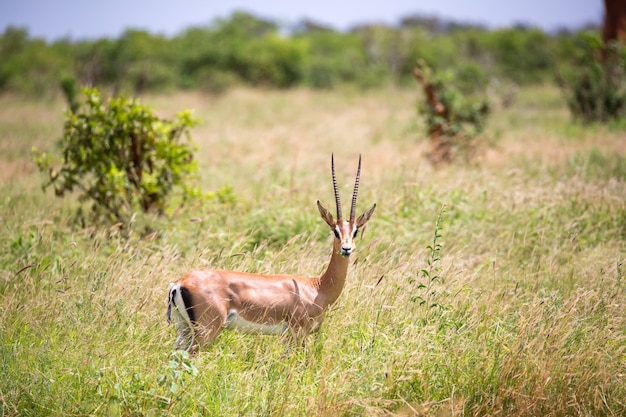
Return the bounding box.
[350,154,362,223]
[331,154,342,221]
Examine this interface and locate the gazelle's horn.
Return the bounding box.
[350,154,362,223]
[331,154,342,221]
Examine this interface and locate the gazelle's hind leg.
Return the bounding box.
[172,313,196,352]
[193,300,228,350]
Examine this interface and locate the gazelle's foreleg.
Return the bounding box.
[285,314,324,348]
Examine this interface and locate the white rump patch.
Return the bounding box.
[169,283,195,351]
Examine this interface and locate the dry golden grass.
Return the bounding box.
[0,84,624,416]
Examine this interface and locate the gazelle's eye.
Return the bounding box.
[333,229,340,239]
[353,229,359,238]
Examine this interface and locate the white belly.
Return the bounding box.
[225,310,288,335]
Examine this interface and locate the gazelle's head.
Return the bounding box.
[317,154,376,257]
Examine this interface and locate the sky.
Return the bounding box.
[0,0,604,42]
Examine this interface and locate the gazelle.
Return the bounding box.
[167,154,376,353]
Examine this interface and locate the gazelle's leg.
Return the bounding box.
[286,318,312,349]
[172,314,195,352]
[193,303,228,349]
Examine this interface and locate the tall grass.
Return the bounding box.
[0,86,624,416]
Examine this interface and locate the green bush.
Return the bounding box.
[0,27,72,96]
[487,27,554,84]
[559,32,626,123]
[33,88,202,226]
[414,60,490,163]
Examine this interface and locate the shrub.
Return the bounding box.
[558,32,626,123]
[33,88,202,226]
[413,60,490,163]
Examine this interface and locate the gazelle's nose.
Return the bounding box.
[340,245,353,256]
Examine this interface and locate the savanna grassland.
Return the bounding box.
[0,85,625,416]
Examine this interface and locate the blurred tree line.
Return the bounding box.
[0,11,600,96]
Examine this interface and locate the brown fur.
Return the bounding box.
[167,156,375,352]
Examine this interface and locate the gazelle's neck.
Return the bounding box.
[317,239,351,306]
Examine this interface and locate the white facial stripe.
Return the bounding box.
[335,223,359,241]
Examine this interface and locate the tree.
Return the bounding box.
[603,0,626,47]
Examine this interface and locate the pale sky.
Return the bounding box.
[0,0,604,41]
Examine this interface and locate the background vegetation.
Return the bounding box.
[0,11,599,95]
[1,84,624,416]
[0,9,625,417]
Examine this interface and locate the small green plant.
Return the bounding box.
[413,60,490,163]
[558,33,626,124]
[108,351,199,416]
[33,87,202,226]
[407,204,450,318]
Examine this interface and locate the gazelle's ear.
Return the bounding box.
[356,203,376,228]
[317,200,335,226]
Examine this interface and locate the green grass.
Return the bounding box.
[1,85,625,416]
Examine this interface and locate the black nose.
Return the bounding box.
[341,246,352,256]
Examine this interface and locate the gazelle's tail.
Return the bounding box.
[167,283,196,352]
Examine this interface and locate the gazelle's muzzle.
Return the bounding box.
[340,244,353,257]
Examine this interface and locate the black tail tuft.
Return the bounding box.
[179,286,196,323]
[167,287,175,324]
